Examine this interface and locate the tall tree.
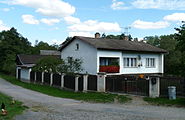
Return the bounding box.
[0,27,32,74]
[175,22,185,76]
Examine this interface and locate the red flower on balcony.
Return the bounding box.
[99,66,120,73]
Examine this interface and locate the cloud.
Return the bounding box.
[0,20,10,31]
[132,20,169,29]
[68,20,121,33]
[163,13,185,22]
[111,0,129,10]
[132,0,185,10]
[68,32,94,37]
[22,14,40,24]
[40,18,60,25]
[3,0,75,17]
[64,16,81,24]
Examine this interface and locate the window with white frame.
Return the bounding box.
[123,58,137,67]
[146,58,155,68]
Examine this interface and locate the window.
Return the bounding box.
[146,58,155,68]
[75,43,79,51]
[100,57,119,66]
[124,58,137,67]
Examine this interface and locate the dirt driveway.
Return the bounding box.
[0,78,185,120]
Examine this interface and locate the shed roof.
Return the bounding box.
[16,54,60,65]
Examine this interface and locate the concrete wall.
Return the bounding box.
[61,39,97,75]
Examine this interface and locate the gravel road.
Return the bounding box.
[0,78,185,120]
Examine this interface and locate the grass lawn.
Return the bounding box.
[0,92,27,120]
[0,73,131,103]
[144,97,185,107]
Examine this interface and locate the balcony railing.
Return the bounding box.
[99,66,120,73]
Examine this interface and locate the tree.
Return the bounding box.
[32,56,63,73]
[57,57,83,74]
[175,22,185,76]
[0,27,32,74]
[33,56,83,74]
[31,41,57,54]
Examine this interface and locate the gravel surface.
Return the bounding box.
[0,78,185,120]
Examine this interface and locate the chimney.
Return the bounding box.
[124,36,129,41]
[95,32,100,38]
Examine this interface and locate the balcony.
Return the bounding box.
[99,66,120,73]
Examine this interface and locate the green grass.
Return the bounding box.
[144,97,185,107]
[0,74,131,103]
[0,92,27,120]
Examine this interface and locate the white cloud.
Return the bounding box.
[68,20,121,33]
[22,14,40,24]
[40,18,60,25]
[3,0,75,17]
[69,32,94,37]
[132,0,185,10]
[64,16,81,24]
[132,20,169,29]
[111,0,129,10]
[0,20,10,31]
[163,13,185,22]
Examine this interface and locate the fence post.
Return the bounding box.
[75,75,80,92]
[61,73,65,88]
[149,76,160,98]
[41,72,44,84]
[83,74,88,92]
[97,72,106,92]
[34,72,37,83]
[50,73,53,86]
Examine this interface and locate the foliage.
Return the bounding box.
[32,56,63,73]
[0,92,27,120]
[0,27,59,75]
[0,73,131,103]
[175,22,185,76]
[57,57,83,74]
[145,34,182,76]
[31,41,57,54]
[33,56,83,74]
[0,28,32,75]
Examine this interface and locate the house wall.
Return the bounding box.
[20,68,31,81]
[61,39,97,75]
[121,52,164,74]
[97,50,164,74]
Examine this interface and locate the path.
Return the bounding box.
[0,78,184,120]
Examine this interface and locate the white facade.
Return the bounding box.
[61,39,165,75]
[61,39,97,74]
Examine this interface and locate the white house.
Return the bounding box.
[60,33,167,75]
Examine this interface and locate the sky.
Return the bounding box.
[0,0,185,45]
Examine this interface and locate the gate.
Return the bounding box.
[64,75,75,90]
[36,72,42,83]
[30,71,35,82]
[106,75,149,96]
[78,75,83,91]
[18,69,21,80]
[44,73,50,85]
[53,74,61,87]
[88,75,97,91]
